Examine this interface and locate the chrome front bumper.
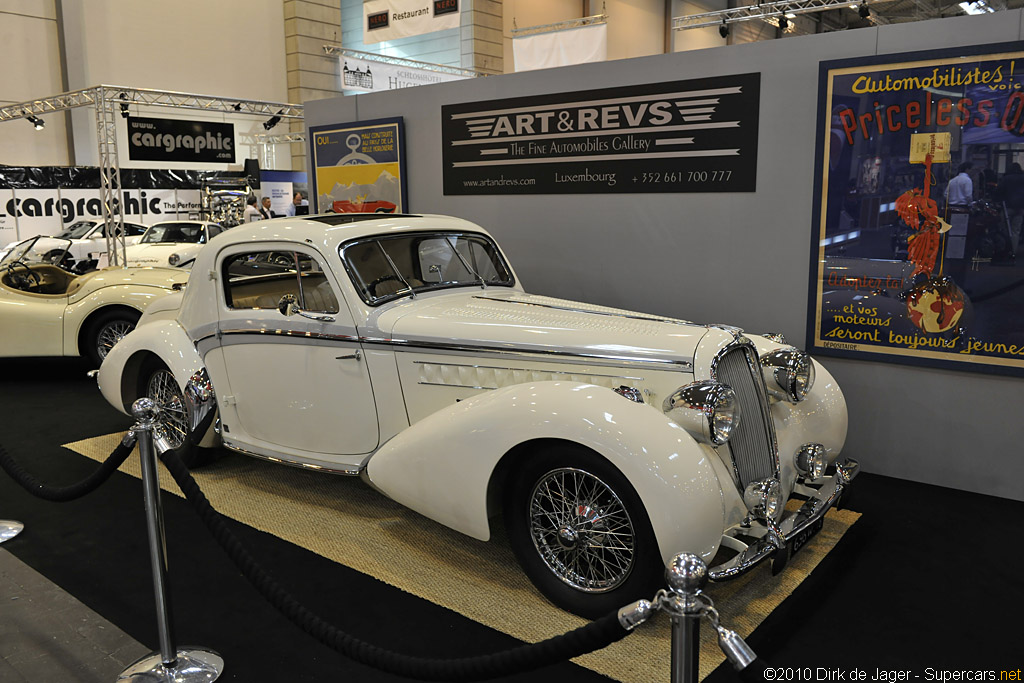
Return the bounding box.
[708,458,859,581]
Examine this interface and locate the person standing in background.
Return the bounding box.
[260,196,273,219]
[243,196,261,222]
[946,162,973,211]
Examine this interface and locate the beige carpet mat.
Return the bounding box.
[67,433,860,682]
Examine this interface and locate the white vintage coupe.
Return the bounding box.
[1,236,188,365]
[124,220,225,269]
[97,214,855,617]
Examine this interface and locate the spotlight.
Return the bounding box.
[233,102,242,111]
[779,14,789,28]
[719,19,729,38]
[24,112,44,130]
[858,3,870,18]
[263,109,283,131]
[119,92,129,119]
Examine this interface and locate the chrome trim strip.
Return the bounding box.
[221,439,364,476]
[418,381,496,390]
[220,328,360,343]
[364,337,694,370]
[471,295,694,326]
[201,329,693,370]
[707,458,859,581]
[411,360,644,381]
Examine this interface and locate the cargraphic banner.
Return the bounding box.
[127,116,235,163]
[441,73,760,195]
[808,43,1024,376]
[341,55,469,93]
[363,0,459,44]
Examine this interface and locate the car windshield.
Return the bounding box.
[141,222,206,244]
[57,221,99,239]
[341,231,513,305]
[0,236,73,267]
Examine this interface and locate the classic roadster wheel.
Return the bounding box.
[84,309,140,366]
[140,360,214,468]
[503,444,662,618]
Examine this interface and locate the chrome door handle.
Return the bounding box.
[336,351,362,361]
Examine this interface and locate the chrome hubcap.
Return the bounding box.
[528,467,636,593]
[146,369,187,450]
[96,320,135,360]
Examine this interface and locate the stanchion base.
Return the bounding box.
[117,648,223,682]
[0,520,24,543]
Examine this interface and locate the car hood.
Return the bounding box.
[378,290,708,368]
[68,266,188,303]
[124,243,200,267]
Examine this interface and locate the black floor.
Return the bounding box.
[1,357,1022,683]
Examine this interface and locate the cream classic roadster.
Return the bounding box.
[1,236,188,365]
[97,214,856,617]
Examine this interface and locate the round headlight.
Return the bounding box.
[795,443,827,479]
[743,478,782,519]
[168,252,181,266]
[760,348,815,402]
[663,380,741,445]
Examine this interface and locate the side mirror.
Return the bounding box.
[278,293,299,317]
[277,293,335,323]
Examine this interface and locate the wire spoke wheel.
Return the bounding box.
[95,320,135,360]
[528,467,636,593]
[146,369,188,450]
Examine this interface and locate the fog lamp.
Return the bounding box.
[743,478,782,519]
[760,348,815,402]
[168,253,181,266]
[663,380,740,445]
[795,443,827,479]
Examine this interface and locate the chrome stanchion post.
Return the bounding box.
[118,398,223,682]
[662,553,708,683]
[0,520,24,543]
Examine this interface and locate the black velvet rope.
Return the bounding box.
[0,437,135,502]
[157,448,633,681]
[736,657,771,683]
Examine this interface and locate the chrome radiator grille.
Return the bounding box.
[714,345,777,487]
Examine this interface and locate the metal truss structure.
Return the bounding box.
[0,85,303,265]
[510,13,607,37]
[323,46,485,78]
[672,0,890,30]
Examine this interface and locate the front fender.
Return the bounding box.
[365,381,727,566]
[97,319,218,449]
[63,284,171,354]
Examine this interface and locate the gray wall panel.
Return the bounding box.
[306,14,1024,501]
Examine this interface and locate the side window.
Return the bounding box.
[126,223,148,237]
[223,251,340,314]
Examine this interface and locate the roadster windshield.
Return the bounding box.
[0,236,73,266]
[341,232,513,305]
[141,222,209,244]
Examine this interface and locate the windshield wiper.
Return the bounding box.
[444,236,486,290]
[374,241,415,299]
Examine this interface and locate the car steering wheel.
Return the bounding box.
[5,260,41,291]
[367,274,403,297]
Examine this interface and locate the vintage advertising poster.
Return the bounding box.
[308,118,407,215]
[442,73,759,195]
[809,44,1024,376]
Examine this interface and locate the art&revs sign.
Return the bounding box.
[442,73,759,195]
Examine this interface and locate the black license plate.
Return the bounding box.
[788,517,824,556]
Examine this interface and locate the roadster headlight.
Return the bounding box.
[760,348,815,402]
[168,252,181,266]
[795,443,827,479]
[662,380,740,445]
[743,478,782,519]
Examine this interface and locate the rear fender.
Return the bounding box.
[365,381,726,566]
[97,319,218,448]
